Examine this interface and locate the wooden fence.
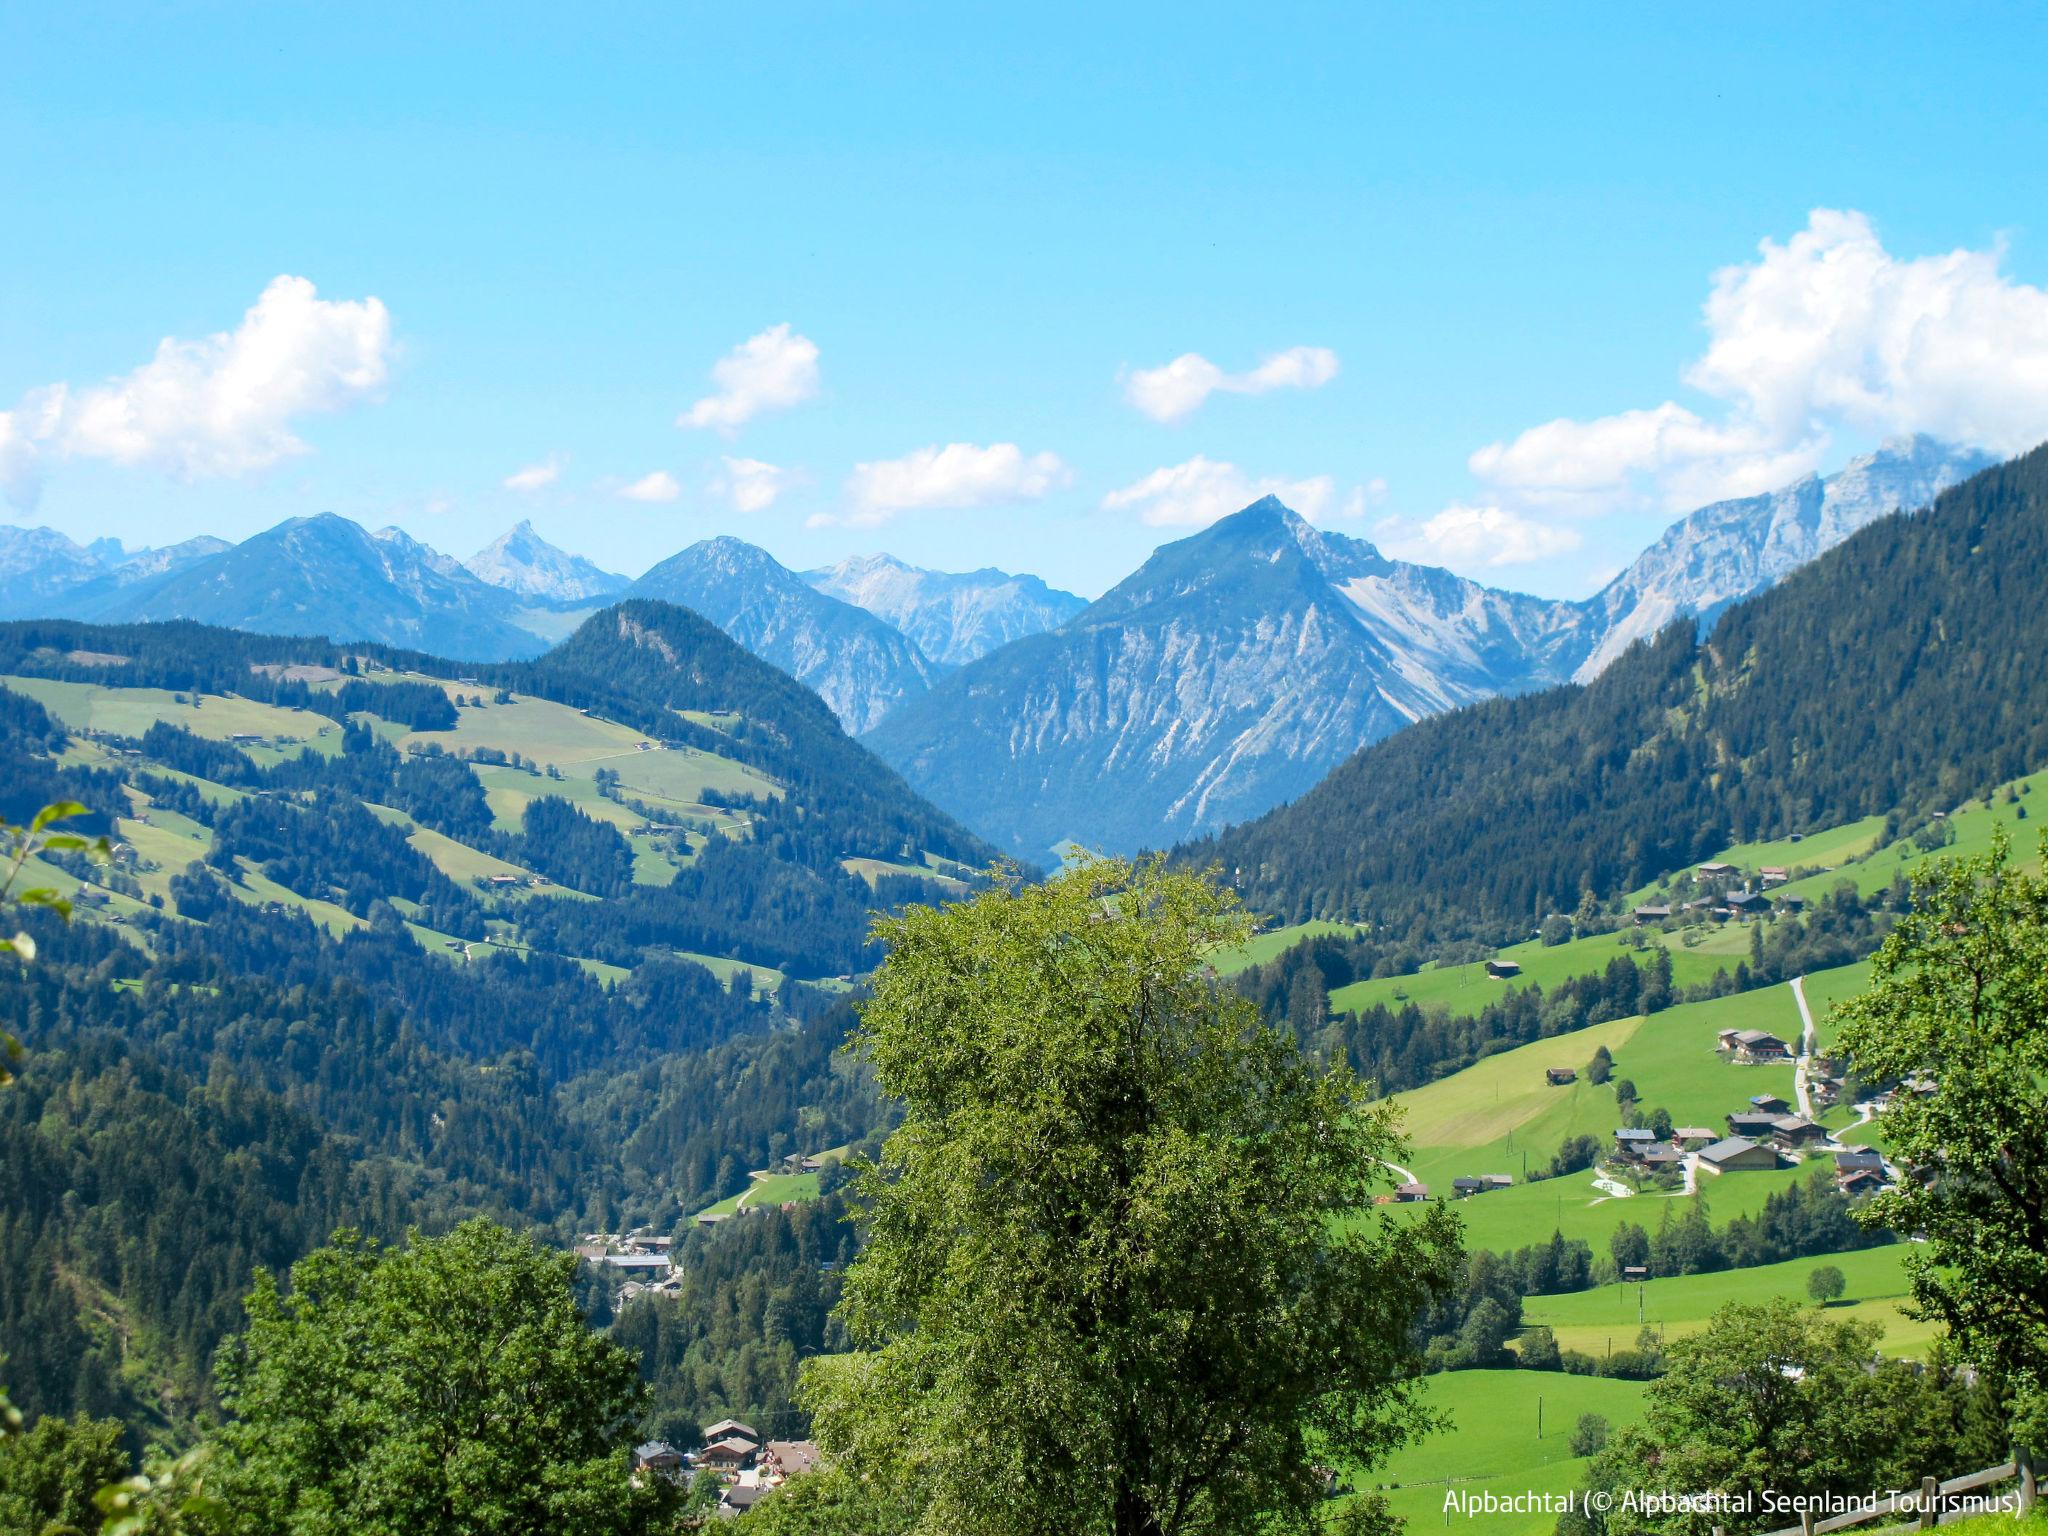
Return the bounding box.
[1716,1448,2037,1536]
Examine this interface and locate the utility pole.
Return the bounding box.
[1537,1395,1544,1440]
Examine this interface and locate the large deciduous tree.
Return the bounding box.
[1567,1300,2003,1536]
[210,1219,670,1536]
[1833,831,2048,1438]
[801,858,1462,1536]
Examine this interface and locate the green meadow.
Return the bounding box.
[6,674,332,745]
[1521,1242,1933,1359]
[1211,919,1365,976]
[1330,923,1751,1021]
[1359,1369,1648,1536]
[1374,967,1871,1253]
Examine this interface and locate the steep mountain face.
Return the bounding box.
[863,499,1585,858]
[0,526,231,618]
[625,537,936,733]
[0,525,105,616]
[804,553,1087,665]
[1572,435,1994,680]
[101,512,549,659]
[467,519,629,603]
[1182,446,2048,933]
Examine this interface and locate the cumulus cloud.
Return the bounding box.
[679,323,820,434]
[712,456,789,513]
[1377,504,1584,568]
[1470,209,2048,517]
[619,470,682,503]
[0,275,392,509]
[1125,345,1339,424]
[1102,455,1369,528]
[503,456,562,492]
[820,442,1068,527]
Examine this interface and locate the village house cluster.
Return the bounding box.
[1632,859,1810,927]
[631,1419,823,1517]
[575,1229,683,1309]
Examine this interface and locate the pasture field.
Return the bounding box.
[400,693,651,767]
[1625,814,1890,904]
[5,675,332,746]
[1521,1243,1933,1359]
[230,857,362,937]
[842,856,970,894]
[675,950,787,993]
[1801,960,1875,1052]
[358,802,579,894]
[692,1168,824,1220]
[1330,924,1747,1020]
[1211,919,1363,975]
[1775,769,2048,904]
[473,764,642,834]
[1386,1157,1810,1256]
[1359,1369,1648,1536]
[1386,984,1803,1190]
[1373,976,1874,1252]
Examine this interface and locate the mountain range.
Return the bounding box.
[0,434,1993,852]
[1182,440,2048,933]
[804,553,1089,666]
[865,434,1991,856]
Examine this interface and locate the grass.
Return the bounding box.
[230,858,363,937]
[5,675,331,746]
[1330,924,1748,1021]
[1521,1243,1936,1358]
[1386,983,1802,1192]
[1211,919,1363,976]
[359,802,567,893]
[1774,769,2048,905]
[675,950,787,993]
[392,687,781,805]
[691,1167,824,1220]
[1373,974,1878,1253]
[841,856,970,894]
[1356,1369,1648,1536]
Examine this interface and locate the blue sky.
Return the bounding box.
[4,2,2047,598]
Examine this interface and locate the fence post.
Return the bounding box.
[1800,1512,1814,1536]
[1919,1474,1937,1530]
[2019,1445,2036,1515]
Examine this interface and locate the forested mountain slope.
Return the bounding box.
[1180,443,2048,932]
[0,600,990,1432]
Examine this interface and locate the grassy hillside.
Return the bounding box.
[1330,922,1751,1020]
[1377,969,1850,1254]
[0,605,1007,986]
[1521,1243,1934,1358]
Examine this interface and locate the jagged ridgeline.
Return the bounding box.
[1179,443,2048,934]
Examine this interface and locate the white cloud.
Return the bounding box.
[0,275,391,509]
[712,456,788,513]
[619,470,682,503]
[1377,504,1584,568]
[827,442,1068,527]
[1470,209,2048,516]
[503,456,562,492]
[1102,455,1361,528]
[679,323,820,434]
[1125,345,1339,424]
